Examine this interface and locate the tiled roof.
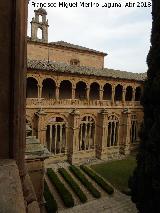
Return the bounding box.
[49,41,107,55]
[27,59,146,81]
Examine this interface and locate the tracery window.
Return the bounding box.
[130,115,138,143]
[79,116,95,151]
[107,115,119,147]
[46,117,66,154]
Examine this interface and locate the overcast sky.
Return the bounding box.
[28,0,152,73]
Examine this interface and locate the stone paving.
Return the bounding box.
[58,190,137,213]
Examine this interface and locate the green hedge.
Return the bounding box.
[47,168,74,208]
[58,168,87,203]
[43,180,58,213]
[80,165,114,195]
[69,165,101,198]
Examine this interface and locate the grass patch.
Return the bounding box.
[91,155,136,193]
[80,165,114,195]
[69,165,101,198]
[43,180,58,213]
[58,168,87,203]
[47,168,74,208]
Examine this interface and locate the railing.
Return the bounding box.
[26,98,141,107]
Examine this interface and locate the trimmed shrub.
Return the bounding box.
[58,168,87,203]
[69,165,101,198]
[80,165,114,195]
[43,180,58,213]
[47,168,74,208]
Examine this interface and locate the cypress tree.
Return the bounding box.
[129,1,160,212]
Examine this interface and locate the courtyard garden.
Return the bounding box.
[90,155,136,194]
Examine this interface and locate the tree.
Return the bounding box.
[129,1,160,212]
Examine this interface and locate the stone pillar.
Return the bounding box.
[86,86,90,100]
[132,88,136,102]
[100,88,103,101]
[35,109,47,146]
[111,86,115,105]
[38,84,42,99]
[56,86,59,100]
[72,87,76,99]
[120,109,131,155]
[68,109,80,164]
[122,88,126,104]
[96,109,108,159]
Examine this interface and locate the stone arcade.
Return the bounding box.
[26,8,145,164]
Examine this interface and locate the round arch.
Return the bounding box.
[135,86,141,101]
[75,81,87,99]
[59,80,72,99]
[115,84,123,101]
[125,86,133,101]
[26,77,38,98]
[42,78,56,99]
[103,83,112,100]
[89,82,100,100]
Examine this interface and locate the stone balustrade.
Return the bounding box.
[26,98,141,108]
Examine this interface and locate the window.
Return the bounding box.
[107,115,119,147]
[70,59,80,66]
[37,28,43,40]
[79,116,95,151]
[46,117,66,154]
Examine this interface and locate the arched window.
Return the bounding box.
[26,77,38,98]
[107,115,119,147]
[103,83,112,100]
[39,15,43,22]
[115,84,123,101]
[46,117,66,154]
[70,59,80,66]
[75,81,87,100]
[59,80,72,99]
[125,86,133,101]
[135,87,141,101]
[130,115,138,143]
[42,78,56,99]
[79,116,95,151]
[89,82,100,100]
[37,28,43,39]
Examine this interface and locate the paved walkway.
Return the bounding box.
[58,190,137,213]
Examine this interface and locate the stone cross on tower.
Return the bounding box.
[31,8,49,43]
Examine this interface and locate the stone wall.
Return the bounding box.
[27,42,105,69]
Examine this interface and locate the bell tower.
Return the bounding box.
[31,8,49,43]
